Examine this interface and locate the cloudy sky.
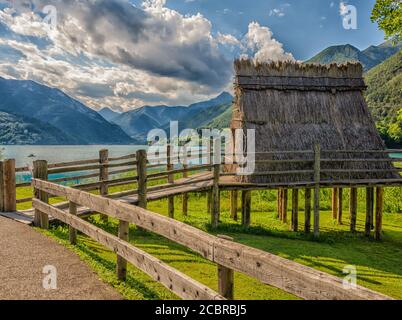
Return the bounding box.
[0,0,384,111]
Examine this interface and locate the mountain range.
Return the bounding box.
[0,41,400,146]
[307,41,401,71]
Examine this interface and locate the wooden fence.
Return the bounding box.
[31,178,392,300]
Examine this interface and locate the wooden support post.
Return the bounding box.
[375,187,384,241]
[211,164,221,228]
[338,188,343,225]
[291,189,299,232]
[99,149,109,222]
[241,190,251,228]
[167,145,175,218]
[3,159,16,212]
[277,189,282,220]
[365,187,374,237]
[117,220,130,281]
[282,189,288,223]
[313,144,321,238]
[69,202,78,245]
[332,188,339,220]
[304,188,311,233]
[0,161,4,212]
[182,147,188,216]
[207,137,213,214]
[217,235,234,300]
[230,190,238,221]
[33,160,48,229]
[136,150,148,209]
[350,187,358,232]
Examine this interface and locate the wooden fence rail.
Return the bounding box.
[32,178,392,300]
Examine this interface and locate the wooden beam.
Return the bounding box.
[241,191,251,227]
[69,202,77,245]
[304,188,311,233]
[182,149,189,216]
[365,187,374,237]
[99,149,109,222]
[0,161,4,212]
[217,235,234,300]
[230,191,238,221]
[291,189,299,232]
[338,188,343,225]
[32,200,223,300]
[211,164,221,228]
[375,187,384,241]
[282,189,288,223]
[313,144,321,238]
[136,150,147,209]
[117,220,130,281]
[33,160,48,229]
[350,187,358,232]
[332,188,339,220]
[167,145,175,218]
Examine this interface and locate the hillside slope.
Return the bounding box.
[0,111,82,145]
[0,77,134,145]
[365,50,402,147]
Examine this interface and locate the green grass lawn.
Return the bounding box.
[28,184,402,300]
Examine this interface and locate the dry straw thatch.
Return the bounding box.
[231,59,400,184]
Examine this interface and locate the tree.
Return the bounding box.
[389,109,402,143]
[371,0,402,42]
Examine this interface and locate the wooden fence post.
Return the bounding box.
[375,187,384,241]
[136,150,148,209]
[3,159,16,212]
[350,187,358,232]
[332,188,339,220]
[207,137,213,214]
[167,145,175,218]
[282,189,288,223]
[365,187,374,237]
[277,189,282,220]
[230,191,238,221]
[211,163,221,228]
[241,190,251,228]
[182,146,188,216]
[117,219,130,281]
[217,235,234,300]
[304,188,311,233]
[69,202,78,245]
[0,161,4,212]
[338,188,343,225]
[33,160,48,229]
[291,189,299,232]
[313,144,321,238]
[99,149,109,222]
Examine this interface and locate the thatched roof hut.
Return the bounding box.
[231,60,400,184]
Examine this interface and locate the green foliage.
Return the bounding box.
[371,0,402,43]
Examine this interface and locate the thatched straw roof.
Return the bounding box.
[231,60,399,184]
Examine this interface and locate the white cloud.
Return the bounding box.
[243,22,295,63]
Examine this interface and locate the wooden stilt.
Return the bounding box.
[350,187,358,232]
[338,188,343,225]
[182,149,188,216]
[375,187,384,241]
[167,145,175,218]
[230,190,238,221]
[304,188,311,233]
[291,189,299,232]
[211,164,220,228]
[282,189,288,223]
[332,188,339,220]
[365,187,374,237]
[99,149,109,223]
[313,144,321,238]
[241,191,251,228]
[277,189,283,220]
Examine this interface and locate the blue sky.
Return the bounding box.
[0,0,387,110]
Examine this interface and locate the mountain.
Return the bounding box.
[112,92,233,143]
[307,41,401,71]
[364,50,402,147]
[0,111,82,145]
[0,77,134,145]
[99,107,121,122]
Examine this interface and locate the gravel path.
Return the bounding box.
[0,216,122,300]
